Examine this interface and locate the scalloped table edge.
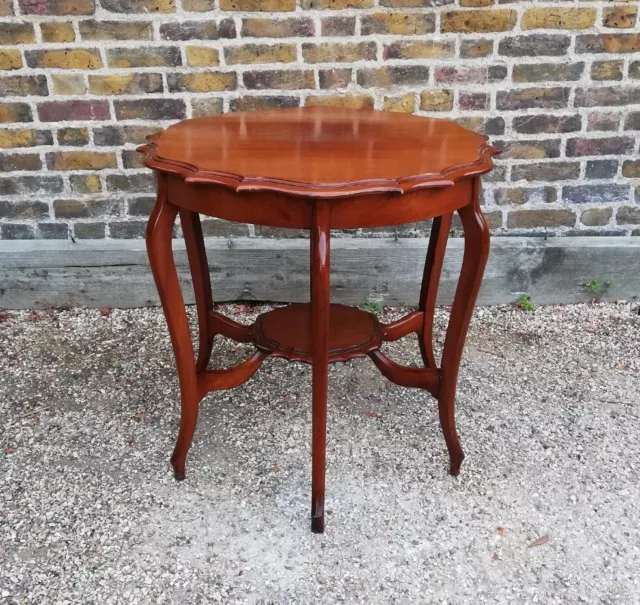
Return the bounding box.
[137,132,501,199]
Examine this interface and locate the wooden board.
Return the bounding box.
[0,236,639,309]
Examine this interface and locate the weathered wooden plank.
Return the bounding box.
[0,237,639,309]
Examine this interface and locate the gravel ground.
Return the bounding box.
[1,302,639,605]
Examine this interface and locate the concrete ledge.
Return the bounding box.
[0,236,639,309]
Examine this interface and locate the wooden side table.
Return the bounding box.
[138,107,499,533]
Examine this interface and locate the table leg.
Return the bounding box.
[146,174,199,481]
[439,178,490,476]
[310,201,331,534]
[418,212,453,369]
[180,210,215,373]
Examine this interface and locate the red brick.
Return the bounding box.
[434,67,486,84]
[38,101,110,122]
[319,68,351,89]
[459,92,489,111]
[566,137,634,157]
[497,88,569,110]
[587,112,622,132]
[575,87,640,107]
[18,0,95,15]
[320,16,356,36]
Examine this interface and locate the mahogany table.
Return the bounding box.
[138,107,499,533]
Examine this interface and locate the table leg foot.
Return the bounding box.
[439,391,465,476]
[170,454,186,481]
[170,403,198,481]
[311,493,325,533]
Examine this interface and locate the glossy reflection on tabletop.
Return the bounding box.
[152,107,495,188]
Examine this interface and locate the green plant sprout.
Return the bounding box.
[584,280,599,294]
[584,280,614,303]
[517,294,535,312]
[363,300,383,314]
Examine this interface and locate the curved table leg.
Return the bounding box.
[418,212,453,369]
[146,174,199,481]
[310,201,331,534]
[181,209,215,373]
[439,178,490,476]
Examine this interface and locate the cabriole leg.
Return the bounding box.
[439,178,490,476]
[146,174,200,481]
[181,209,215,372]
[310,201,331,534]
[418,212,453,369]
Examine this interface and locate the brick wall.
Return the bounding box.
[0,0,639,241]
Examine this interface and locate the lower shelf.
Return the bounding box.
[251,303,383,363]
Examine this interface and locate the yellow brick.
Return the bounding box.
[41,22,76,43]
[183,0,215,9]
[603,6,637,28]
[49,152,117,171]
[456,117,484,133]
[386,41,453,59]
[220,0,295,10]
[383,93,415,113]
[89,75,131,95]
[591,60,623,80]
[305,0,373,7]
[419,90,453,112]
[441,9,517,33]
[154,0,175,9]
[461,0,493,6]
[131,0,175,10]
[0,50,22,71]
[52,74,87,95]
[379,0,426,5]
[305,95,374,109]
[57,127,89,146]
[72,174,102,194]
[88,73,161,95]
[303,42,375,63]
[173,73,237,92]
[0,129,37,148]
[596,33,640,53]
[85,175,102,193]
[242,17,312,37]
[186,46,220,66]
[31,49,102,70]
[521,8,596,30]
[226,44,297,65]
[362,13,433,35]
[46,0,94,12]
[460,38,493,58]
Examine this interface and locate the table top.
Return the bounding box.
[139,107,499,197]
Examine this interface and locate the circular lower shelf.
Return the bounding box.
[252,303,382,364]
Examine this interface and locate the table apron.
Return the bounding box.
[165,173,473,230]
